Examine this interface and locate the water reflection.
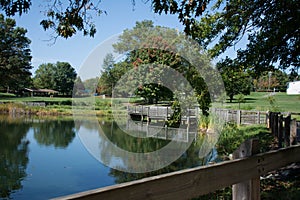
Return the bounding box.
[0,116,77,199]
[33,120,76,148]
[77,118,200,173]
[0,116,218,199]
[107,122,217,183]
[77,118,218,175]
[0,117,30,199]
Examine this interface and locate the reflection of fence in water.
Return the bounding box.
[126,120,197,143]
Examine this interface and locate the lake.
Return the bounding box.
[0,115,218,199]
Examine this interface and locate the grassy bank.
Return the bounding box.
[0,96,115,116]
[2,91,299,115]
[215,92,300,113]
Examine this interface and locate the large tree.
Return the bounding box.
[33,62,77,95]
[103,20,217,115]
[217,58,251,102]
[97,53,117,95]
[0,14,32,91]
[53,62,77,95]
[33,63,56,89]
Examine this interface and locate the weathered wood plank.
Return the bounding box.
[52,145,300,200]
[291,119,297,145]
[278,114,283,148]
[285,114,291,146]
[232,139,260,200]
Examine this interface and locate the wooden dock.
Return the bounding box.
[127,105,199,123]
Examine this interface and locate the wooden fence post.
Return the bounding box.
[269,112,274,132]
[284,114,291,147]
[274,113,279,138]
[232,139,260,200]
[278,114,283,148]
[237,110,241,125]
[266,111,270,128]
[226,109,229,123]
[291,119,297,145]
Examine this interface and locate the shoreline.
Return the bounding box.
[0,102,115,116]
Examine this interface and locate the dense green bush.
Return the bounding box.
[217,123,245,155]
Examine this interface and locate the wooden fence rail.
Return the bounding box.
[127,105,199,122]
[211,108,267,125]
[53,142,300,200]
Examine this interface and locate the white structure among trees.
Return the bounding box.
[287,81,300,95]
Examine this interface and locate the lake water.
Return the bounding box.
[0,115,218,199]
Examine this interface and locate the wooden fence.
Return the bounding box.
[53,141,300,200]
[267,111,299,148]
[128,106,269,126]
[211,108,267,125]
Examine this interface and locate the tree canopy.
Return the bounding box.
[217,59,251,102]
[152,0,300,71]
[0,14,32,91]
[1,0,298,72]
[33,62,77,95]
[98,20,221,115]
[0,0,99,38]
[33,63,56,89]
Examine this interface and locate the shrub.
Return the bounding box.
[217,123,245,155]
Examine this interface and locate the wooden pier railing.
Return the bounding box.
[127,105,199,122]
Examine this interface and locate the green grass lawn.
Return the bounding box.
[1,92,300,117]
[215,92,300,114]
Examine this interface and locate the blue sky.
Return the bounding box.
[13,1,184,79]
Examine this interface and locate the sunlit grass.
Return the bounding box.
[214,92,300,114]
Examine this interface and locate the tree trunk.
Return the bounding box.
[229,95,234,103]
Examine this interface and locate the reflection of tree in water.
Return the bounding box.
[33,120,75,148]
[101,121,170,153]
[99,121,173,169]
[99,120,215,184]
[0,120,30,199]
[108,141,206,184]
